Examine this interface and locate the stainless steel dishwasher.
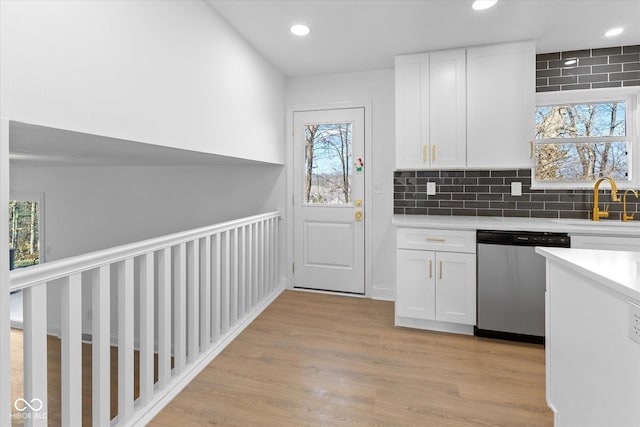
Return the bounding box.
[476,230,570,344]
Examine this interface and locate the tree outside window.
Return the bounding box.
[9,200,40,269]
[535,101,628,182]
[304,122,352,205]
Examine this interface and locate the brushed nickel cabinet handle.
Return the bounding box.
[429,260,433,278]
[439,260,443,280]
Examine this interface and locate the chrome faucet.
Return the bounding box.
[622,189,639,222]
[592,177,620,221]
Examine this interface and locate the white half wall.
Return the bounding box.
[10,162,286,336]
[286,69,396,300]
[0,0,285,164]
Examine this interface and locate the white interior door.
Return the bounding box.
[293,108,365,294]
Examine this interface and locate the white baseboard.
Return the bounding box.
[369,285,395,301]
[395,316,474,336]
[120,280,287,427]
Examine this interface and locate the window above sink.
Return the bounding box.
[533,87,639,190]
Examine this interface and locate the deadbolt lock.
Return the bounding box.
[355,199,363,207]
[355,211,363,221]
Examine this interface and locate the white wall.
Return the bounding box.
[286,69,396,299]
[10,164,284,261]
[0,0,285,164]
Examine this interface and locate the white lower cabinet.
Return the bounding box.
[396,229,476,334]
[571,234,640,251]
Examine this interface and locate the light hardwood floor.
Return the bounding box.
[11,328,153,425]
[151,290,553,426]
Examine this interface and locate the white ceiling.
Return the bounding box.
[206,0,640,77]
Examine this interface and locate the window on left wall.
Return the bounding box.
[9,196,43,269]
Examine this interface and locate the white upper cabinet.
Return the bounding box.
[466,41,536,168]
[395,53,429,169]
[395,50,466,170]
[429,49,467,169]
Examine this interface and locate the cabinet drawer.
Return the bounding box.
[397,228,476,253]
[571,235,640,252]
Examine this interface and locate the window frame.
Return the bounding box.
[532,87,639,190]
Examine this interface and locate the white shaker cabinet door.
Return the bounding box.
[434,252,476,325]
[429,48,466,169]
[396,249,436,320]
[467,41,536,169]
[395,53,429,169]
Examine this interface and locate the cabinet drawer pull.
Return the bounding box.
[425,237,446,242]
[432,145,437,162]
[429,260,432,278]
[439,260,443,280]
[423,144,428,162]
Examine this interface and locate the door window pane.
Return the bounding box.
[304,123,352,205]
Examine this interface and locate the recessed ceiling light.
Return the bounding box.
[472,0,498,11]
[290,24,310,36]
[605,27,623,37]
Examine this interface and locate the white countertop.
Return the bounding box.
[535,247,640,302]
[392,215,640,236]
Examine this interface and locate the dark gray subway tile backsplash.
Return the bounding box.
[393,169,639,221]
[536,45,640,92]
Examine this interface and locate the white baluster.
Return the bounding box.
[23,282,48,427]
[222,231,230,334]
[92,266,110,427]
[200,237,211,348]
[254,223,260,305]
[212,234,221,342]
[118,259,134,423]
[275,217,280,287]
[157,247,172,388]
[139,253,154,405]
[61,274,82,427]
[266,218,272,293]
[173,244,187,373]
[272,218,276,291]
[239,226,246,319]
[247,224,254,309]
[231,229,238,326]
[187,240,199,363]
[260,220,265,300]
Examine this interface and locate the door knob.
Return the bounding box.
[355,211,363,221]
